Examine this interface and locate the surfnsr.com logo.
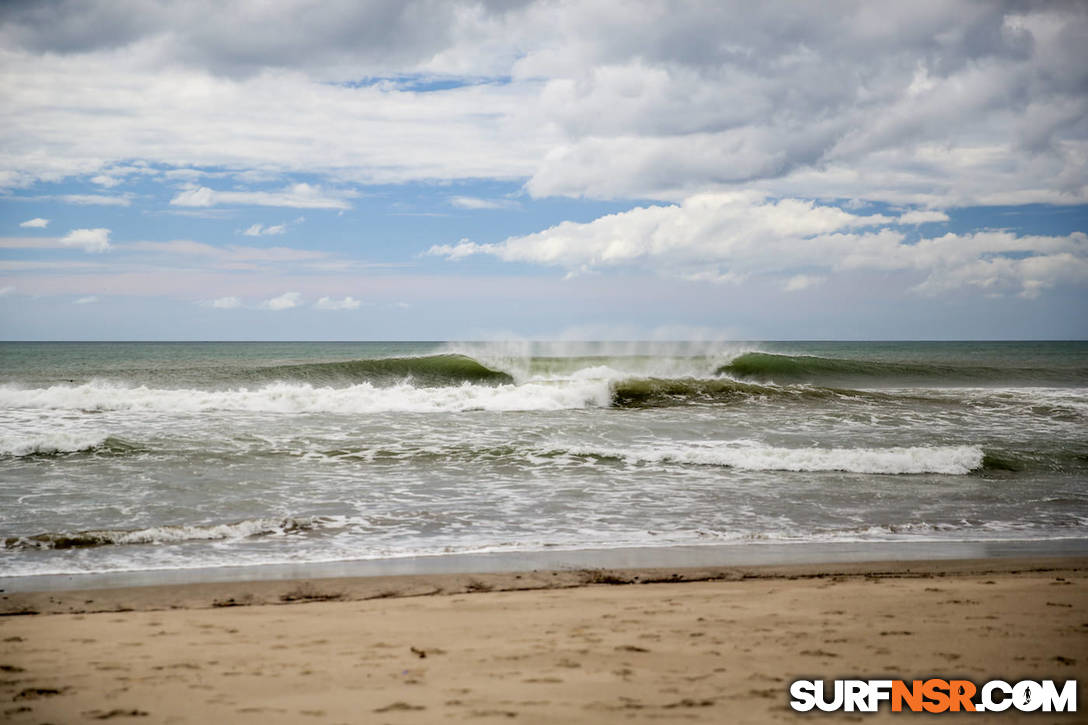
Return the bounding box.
[789,679,1077,713]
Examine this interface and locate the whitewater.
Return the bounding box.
[1,341,1086,579]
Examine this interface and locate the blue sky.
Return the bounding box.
[1,1,1086,340]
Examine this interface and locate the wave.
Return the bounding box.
[3,516,329,550]
[797,519,1088,542]
[443,340,752,381]
[609,376,850,407]
[0,432,137,457]
[257,354,513,387]
[3,377,1083,417]
[550,441,986,474]
[716,352,1087,387]
[4,348,1084,415]
[0,379,613,414]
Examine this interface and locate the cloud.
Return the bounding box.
[784,275,826,292]
[2,3,1083,206]
[0,1,487,77]
[60,228,111,253]
[0,260,105,271]
[242,223,287,236]
[170,184,352,209]
[73,295,98,305]
[122,240,326,263]
[0,285,14,296]
[0,236,77,250]
[19,218,49,228]
[59,194,132,206]
[430,191,1088,298]
[430,192,891,270]
[449,196,520,210]
[314,296,362,310]
[260,291,302,310]
[210,296,241,309]
[897,210,951,225]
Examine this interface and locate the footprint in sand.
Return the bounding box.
[13,686,66,700]
[374,702,425,713]
[82,709,150,720]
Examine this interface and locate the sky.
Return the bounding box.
[0,0,1086,341]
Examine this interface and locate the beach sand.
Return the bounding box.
[1,558,1085,723]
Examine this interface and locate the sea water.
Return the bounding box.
[1,341,1085,579]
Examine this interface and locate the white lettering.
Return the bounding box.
[1013,680,1043,712]
[1040,680,1077,713]
[844,680,868,712]
[789,680,816,712]
[868,680,893,711]
[982,680,1013,712]
[815,680,844,712]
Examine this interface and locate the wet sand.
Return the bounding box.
[1,558,1085,723]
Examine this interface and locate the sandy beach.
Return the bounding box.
[1,557,1085,723]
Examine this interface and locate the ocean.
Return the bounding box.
[1,341,1086,582]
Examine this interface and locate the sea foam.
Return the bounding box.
[0,379,614,414]
[4,516,328,550]
[0,430,113,457]
[557,440,986,474]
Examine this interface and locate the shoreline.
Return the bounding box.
[1,555,1084,724]
[3,554,1085,616]
[6,537,1088,595]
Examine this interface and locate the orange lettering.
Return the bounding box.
[892,680,924,712]
[922,679,951,713]
[949,680,976,712]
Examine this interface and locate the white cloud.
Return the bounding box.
[0,285,15,296]
[260,291,302,310]
[19,218,49,228]
[162,168,206,181]
[123,240,325,263]
[430,192,1088,298]
[431,192,891,270]
[242,223,287,236]
[210,296,241,309]
[73,296,98,304]
[784,275,826,292]
[60,194,132,206]
[449,196,520,210]
[898,210,951,225]
[60,228,112,253]
[314,296,362,310]
[170,184,352,210]
[0,260,105,271]
[0,237,68,249]
[2,3,1082,206]
[91,174,123,187]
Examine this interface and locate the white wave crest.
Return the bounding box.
[6,516,328,550]
[442,340,752,383]
[564,440,985,474]
[0,379,614,414]
[0,430,112,456]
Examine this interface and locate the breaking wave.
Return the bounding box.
[716,352,1087,387]
[0,432,136,457]
[552,441,986,475]
[609,376,854,407]
[3,516,329,550]
[3,350,1084,414]
[255,354,513,387]
[0,379,613,413]
[2,377,1080,416]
